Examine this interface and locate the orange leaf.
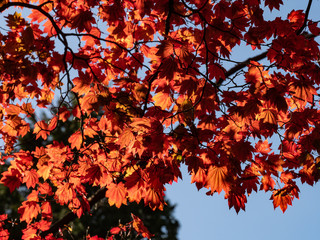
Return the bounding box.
[48,116,58,131]
[71,10,96,32]
[33,120,49,140]
[18,201,41,224]
[257,108,278,124]
[289,82,317,106]
[117,128,135,149]
[156,40,173,58]
[68,131,83,150]
[5,104,21,115]
[56,182,74,205]
[105,182,127,208]
[271,190,292,213]
[153,92,173,110]
[41,201,52,217]
[131,214,154,239]
[255,139,272,154]
[260,175,275,192]
[23,169,39,189]
[205,166,229,194]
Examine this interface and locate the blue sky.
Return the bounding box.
[165,1,320,239]
[166,165,320,240]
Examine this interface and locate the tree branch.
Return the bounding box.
[40,187,107,238]
[296,0,313,35]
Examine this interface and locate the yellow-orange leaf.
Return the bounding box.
[205,166,229,194]
[56,183,74,205]
[68,131,83,150]
[153,92,173,110]
[118,128,135,149]
[23,170,39,189]
[105,182,127,208]
[18,201,41,224]
[257,108,277,124]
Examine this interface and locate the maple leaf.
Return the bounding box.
[22,169,39,189]
[117,127,135,150]
[82,27,101,46]
[56,182,75,205]
[33,120,49,140]
[308,22,320,36]
[0,168,22,192]
[257,108,278,125]
[255,140,272,155]
[71,10,96,33]
[131,214,154,239]
[226,191,247,213]
[145,188,164,211]
[68,131,83,150]
[205,166,230,194]
[105,182,127,208]
[264,0,283,11]
[271,189,293,213]
[260,175,275,192]
[18,201,41,224]
[153,91,173,110]
[289,81,317,107]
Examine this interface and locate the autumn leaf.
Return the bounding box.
[71,10,96,33]
[145,188,163,211]
[264,0,283,11]
[205,166,229,194]
[271,189,293,213]
[226,191,247,213]
[153,91,173,110]
[131,214,154,239]
[156,40,174,58]
[22,169,39,189]
[257,108,278,125]
[18,201,41,224]
[117,128,135,149]
[105,182,127,208]
[56,182,75,205]
[260,175,275,192]
[1,168,22,192]
[68,131,83,150]
[255,140,272,155]
[33,120,49,140]
[289,81,317,107]
[308,21,320,35]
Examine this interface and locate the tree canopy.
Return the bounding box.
[0,0,319,239]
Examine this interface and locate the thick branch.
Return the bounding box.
[296,0,313,35]
[165,0,174,36]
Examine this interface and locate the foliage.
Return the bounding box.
[0,0,319,239]
[1,110,179,240]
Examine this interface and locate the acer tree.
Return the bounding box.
[0,0,320,239]
[0,110,179,239]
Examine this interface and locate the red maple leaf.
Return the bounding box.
[71,10,96,33]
